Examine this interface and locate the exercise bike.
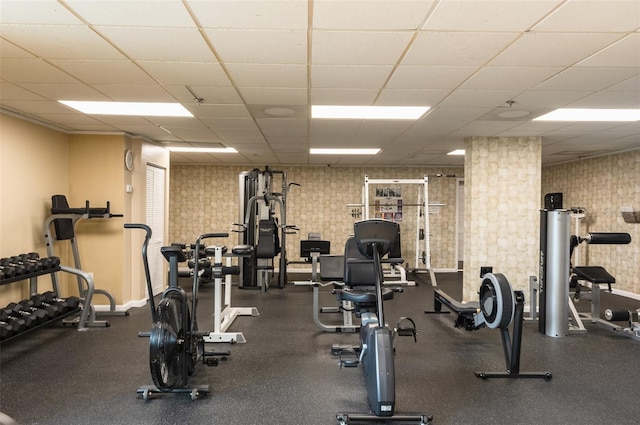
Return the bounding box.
[125,224,234,400]
[332,219,432,424]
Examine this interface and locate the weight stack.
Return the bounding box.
[539,209,570,338]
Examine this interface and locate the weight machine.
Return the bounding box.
[236,167,298,290]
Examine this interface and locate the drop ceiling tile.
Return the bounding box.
[403,32,518,66]
[49,59,156,84]
[16,82,107,101]
[535,68,639,92]
[201,118,258,129]
[96,27,216,62]
[227,63,307,88]
[577,33,640,68]
[313,0,434,30]
[256,118,308,137]
[32,112,113,127]
[387,66,477,90]
[0,24,125,60]
[310,121,360,137]
[460,66,564,90]
[490,33,622,67]
[424,0,562,31]
[310,88,378,105]
[0,38,36,59]
[3,99,74,114]
[376,88,451,106]
[533,0,640,32]
[514,90,591,108]
[0,0,83,24]
[439,89,521,108]
[238,87,307,105]
[266,137,308,150]
[312,65,392,89]
[189,0,308,30]
[138,62,230,86]
[204,29,307,64]
[65,0,195,27]
[0,82,47,100]
[214,127,265,139]
[90,84,175,102]
[182,103,250,118]
[166,86,243,105]
[312,31,414,65]
[1,58,80,83]
[568,90,640,108]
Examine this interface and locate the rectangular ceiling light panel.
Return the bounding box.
[168,147,238,153]
[312,105,429,120]
[310,148,380,155]
[534,108,640,121]
[59,100,193,117]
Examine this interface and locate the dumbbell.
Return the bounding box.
[1,306,37,329]
[0,310,27,334]
[1,320,15,340]
[32,292,80,314]
[43,256,61,269]
[0,258,24,276]
[17,253,44,272]
[9,256,37,274]
[7,301,50,325]
[17,299,59,321]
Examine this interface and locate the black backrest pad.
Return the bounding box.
[256,219,278,258]
[51,195,75,240]
[353,219,399,258]
[343,237,376,287]
[300,240,330,258]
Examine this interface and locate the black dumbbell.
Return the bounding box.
[0,310,27,334]
[0,258,26,276]
[9,256,36,274]
[45,256,61,269]
[32,292,80,314]
[0,265,17,279]
[1,320,15,340]
[7,302,49,325]
[17,299,58,321]
[17,253,44,272]
[1,306,37,329]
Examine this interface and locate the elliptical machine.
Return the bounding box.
[333,219,431,424]
[125,224,236,400]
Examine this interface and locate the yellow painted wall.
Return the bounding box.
[0,113,70,303]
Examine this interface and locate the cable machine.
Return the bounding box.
[236,167,297,290]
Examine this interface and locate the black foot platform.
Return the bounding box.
[136,384,210,400]
[337,413,433,424]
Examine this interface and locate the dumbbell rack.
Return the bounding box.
[0,265,81,344]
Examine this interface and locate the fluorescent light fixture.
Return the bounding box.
[59,100,193,117]
[310,148,380,155]
[447,149,465,155]
[167,147,237,153]
[312,105,429,120]
[534,108,640,122]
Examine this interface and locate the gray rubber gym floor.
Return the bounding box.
[1,272,639,425]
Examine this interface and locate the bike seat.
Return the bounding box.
[336,287,394,304]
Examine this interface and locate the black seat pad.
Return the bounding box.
[337,287,394,304]
[573,266,615,284]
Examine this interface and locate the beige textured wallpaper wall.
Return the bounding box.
[542,150,639,294]
[169,165,463,274]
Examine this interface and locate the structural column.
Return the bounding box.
[462,136,541,300]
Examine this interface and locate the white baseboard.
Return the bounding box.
[93,298,147,313]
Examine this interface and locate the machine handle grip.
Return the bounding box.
[586,232,631,245]
[124,223,152,237]
[201,232,229,239]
